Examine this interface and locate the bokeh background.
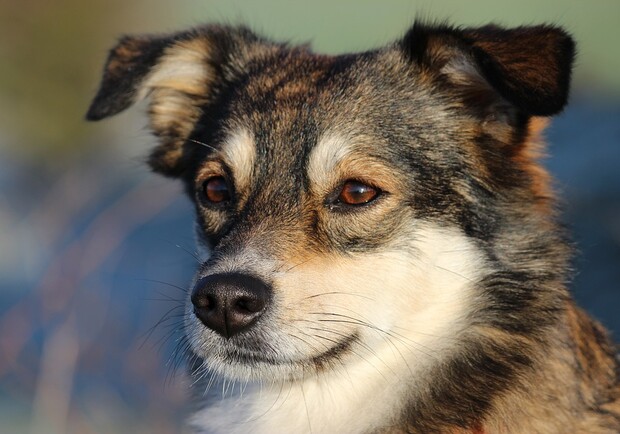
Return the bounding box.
[1,1,619,432]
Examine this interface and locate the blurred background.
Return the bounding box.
[1,0,618,432]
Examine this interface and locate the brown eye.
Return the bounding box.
[337,181,379,206]
[202,176,231,204]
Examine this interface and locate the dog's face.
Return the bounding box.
[87,23,574,383]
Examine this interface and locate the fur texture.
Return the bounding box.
[87,21,620,433]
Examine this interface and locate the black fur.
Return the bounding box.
[86,34,172,120]
[402,21,575,116]
[87,20,620,433]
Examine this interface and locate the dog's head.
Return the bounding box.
[87,22,574,383]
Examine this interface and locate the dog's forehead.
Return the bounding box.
[205,46,466,203]
[236,52,353,134]
[217,50,416,178]
[218,125,358,196]
[242,49,339,102]
[217,52,359,177]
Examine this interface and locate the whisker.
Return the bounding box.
[291,317,395,378]
[175,243,202,262]
[200,367,219,398]
[286,326,362,385]
[288,327,331,354]
[243,379,288,423]
[305,325,381,360]
[391,325,460,343]
[310,332,391,380]
[309,314,418,376]
[279,257,313,273]
[142,289,185,303]
[140,278,189,294]
[433,264,474,282]
[165,335,192,386]
[189,138,219,153]
[138,305,184,349]
[301,291,374,301]
[312,311,438,361]
[300,377,313,434]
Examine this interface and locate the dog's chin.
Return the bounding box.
[192,331,360,382]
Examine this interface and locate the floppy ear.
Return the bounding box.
[86,26,268,176]
[402,21,575,117]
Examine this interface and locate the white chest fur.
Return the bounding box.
[190,350,416,434]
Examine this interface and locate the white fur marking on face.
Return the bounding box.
[307,132,353,190]
[190,222,487,433]
[220,129,256,191]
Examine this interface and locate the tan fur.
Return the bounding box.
[87,22,619,433]
[476,303,618,433]
[144,39,214,172]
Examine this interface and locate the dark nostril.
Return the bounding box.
[235,296,265,314]
[193,294,214,309]
[191,273,272,338]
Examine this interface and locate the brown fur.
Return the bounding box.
[87,20,619,433]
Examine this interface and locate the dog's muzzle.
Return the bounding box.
[191,273,272,338]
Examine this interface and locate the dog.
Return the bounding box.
[87,21,620,433]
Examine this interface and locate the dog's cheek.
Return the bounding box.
[317,205,411,253]
[273,222,485,358]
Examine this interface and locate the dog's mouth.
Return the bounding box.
[222,331,359,370]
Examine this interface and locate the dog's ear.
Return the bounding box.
[401,21,575,117]
[86,26,268,176]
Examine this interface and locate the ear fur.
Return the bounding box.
[86,26,268,176]
[402,21,575,117]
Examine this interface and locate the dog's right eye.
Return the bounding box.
[202,176,231,205]
[331,180,381,209]
[338,181,379,205]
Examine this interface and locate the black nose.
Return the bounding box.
[191,273,271,338]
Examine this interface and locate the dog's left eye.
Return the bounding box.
[337,181,380,206]
[202,176,231,205]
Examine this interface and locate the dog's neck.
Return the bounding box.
[189,342,500,434]
[190,346,425,433]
